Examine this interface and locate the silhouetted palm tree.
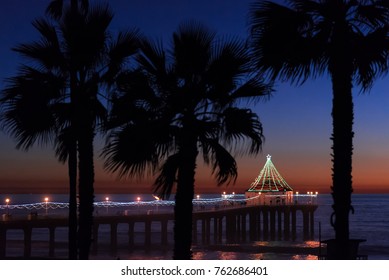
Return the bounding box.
[0,64,79,260]
[249,0,389,259]
[103,22,271,259]
[45,0,89,260]
[0,3,140,259]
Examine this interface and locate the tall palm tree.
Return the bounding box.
[249,0,389,259]
[0,3,140,259]
[0,65,80,259]
[103,22,271,259]
[45,0,89,260]
[0,67,80,260]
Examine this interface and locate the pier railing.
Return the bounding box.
[0,193,318,216]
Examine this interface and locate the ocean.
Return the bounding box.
[1,193,388,260]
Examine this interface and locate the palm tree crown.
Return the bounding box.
[249,0,389,259]
[103,21,271,259]
[250,0,389,87]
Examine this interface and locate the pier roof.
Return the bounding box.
[246,155,293,193]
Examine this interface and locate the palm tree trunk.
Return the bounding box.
[173,126,198,260]
[69,67,79,259]
[77,130,95,259]
[68,138,78,259]
[77,104,95,259]
[329,21,355,259]
[330,69,354,259]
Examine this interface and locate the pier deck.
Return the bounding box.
[0,204,318,259]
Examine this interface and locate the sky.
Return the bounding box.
[1,0,389,195]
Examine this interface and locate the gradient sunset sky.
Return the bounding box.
[1,0,389,195]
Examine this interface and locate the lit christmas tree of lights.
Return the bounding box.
[247,155,293,193]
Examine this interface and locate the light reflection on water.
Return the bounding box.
[192,250,266,260]
[292,255,318,260]
[191,240,320,260]
[253,240,319,248]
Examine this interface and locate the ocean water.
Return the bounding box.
[1,193,389,260]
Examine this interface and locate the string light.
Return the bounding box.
[5,198,10,216]
[0,192,318,211]
[44,197,49,215]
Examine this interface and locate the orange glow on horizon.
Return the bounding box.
[1,152,389,194]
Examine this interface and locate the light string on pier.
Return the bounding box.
[0,202,69,210]
[0,192,317,211]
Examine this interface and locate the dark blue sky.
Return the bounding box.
[1,0,389,194]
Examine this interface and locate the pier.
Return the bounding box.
[0,203,317,259]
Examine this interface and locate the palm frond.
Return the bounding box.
[1,83,58,151]
[13,19,65,70]
[222,107,264,155]
[102,128,159,178]
[200,138,237,185]
[0,57,68,152]
[60,3,113,70]
[104,29,141,83]
[102,118,174,178]
[210,36,251,77]
[249,0,322,83]
[46,0,63,20]
[93,98,108,128]
[46,0,90,19]
[353,26,389,90]
[153,153,180,199]
[229,77,273,104]
[206,37,251,103]
[355,1,389,28]
[51,102,71,128]
[173,20,216,78]
[137,38,168,78]
[54,126,74,163]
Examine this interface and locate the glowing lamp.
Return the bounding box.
[44,197,49,215]
[5,198,10,216]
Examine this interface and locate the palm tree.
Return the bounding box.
[0,3,140,259]
[249,0,389,259]
[45,0,89,260]
[103,22,271,259]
